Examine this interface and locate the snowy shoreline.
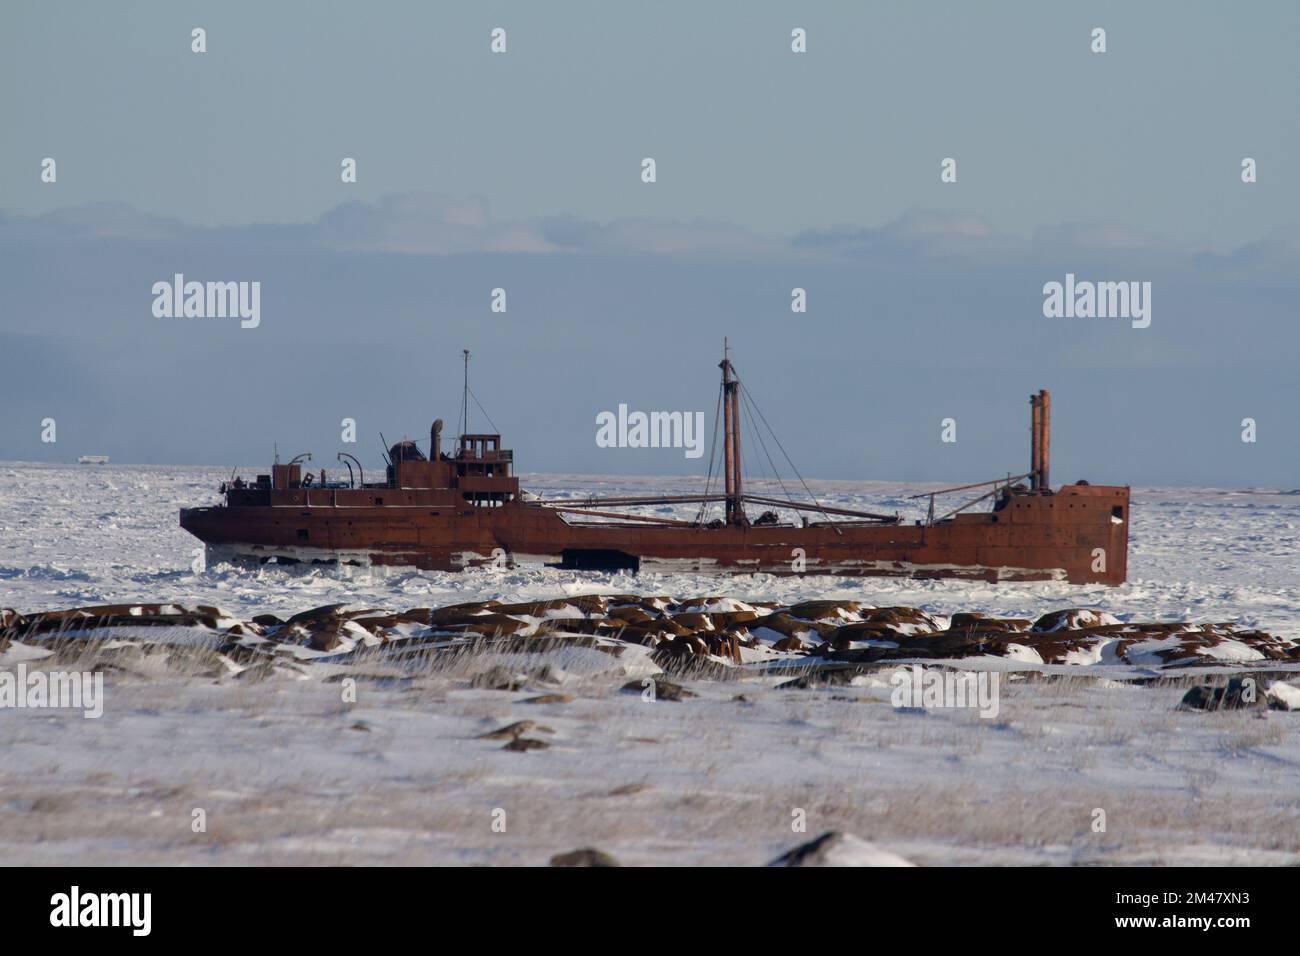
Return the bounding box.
[3,464,1298,867]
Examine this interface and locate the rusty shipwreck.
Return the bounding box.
[180,350,1129,584]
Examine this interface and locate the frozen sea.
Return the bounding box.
[1,462,1296,638]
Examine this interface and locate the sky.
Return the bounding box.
[1,0,1298,487]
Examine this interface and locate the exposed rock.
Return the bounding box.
[322,671,411,689]
[862,606,944,632]
[521,693,575,705]
[302,626,347,652]
[606,605,655,624]
[469,665,529,691]
[950,612,1030,632]
[750,612,838,642]
[426,600,499,626]
[710,610,760,628]
[503,736,550,752]
[768,831,915,867]
[607,782,648,796]
[534,617,607,636]
[526,663,567,685]
[232,661,273,682]
[233,660,308,682]
[670,612,716,632]
[1032,608,1121,632]
[1178,678,1268,711]
[495,595,609,618]
[657,634,710,657]
[550,847,620,867]
[283,604,351,629]
[608,625,664,647]
[778,668,861,689]
[8,595,1295,678]
[648,616,694,637]
[786,599,864,622]
[479,720,536,740]
[436,613,533,637]
[19,604,223,636]
[621,678,695,701]
[349,611,437,633]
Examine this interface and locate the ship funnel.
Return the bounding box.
[1039,389,1050,491]
[1030,390,1050,492]
[431,419,443,459]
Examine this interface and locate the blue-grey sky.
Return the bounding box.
[2,1,1298,486]
[4,1,1299,246]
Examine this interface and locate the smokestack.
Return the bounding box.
[1038,390,1050,491]
[431,419,443,459]
[1030,393,1042,491]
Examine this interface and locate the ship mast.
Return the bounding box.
[459,348,470,456]
[719,340,746,526]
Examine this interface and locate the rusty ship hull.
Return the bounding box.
[181,352,1129,585]
[180,480,1128,583]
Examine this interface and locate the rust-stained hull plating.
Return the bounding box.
[181,482,1128,584]
[180,363,1130,585]
[180,486,1128,582]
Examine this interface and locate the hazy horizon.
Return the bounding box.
[3,458,1297,495]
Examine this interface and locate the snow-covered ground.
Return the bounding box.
[1,462,1298,866]
[5,663,1299,866]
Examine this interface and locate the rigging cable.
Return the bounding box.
[467,385,501,436]
[696,384,724,525]
[739,385,795,506]
[738,380,838,527]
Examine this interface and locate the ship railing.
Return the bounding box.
[533,492,899,525]
[911,471,1034,525]
[456,450,512,462]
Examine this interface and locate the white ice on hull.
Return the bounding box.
[206,542,381,567]
[210,542,1068,582]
